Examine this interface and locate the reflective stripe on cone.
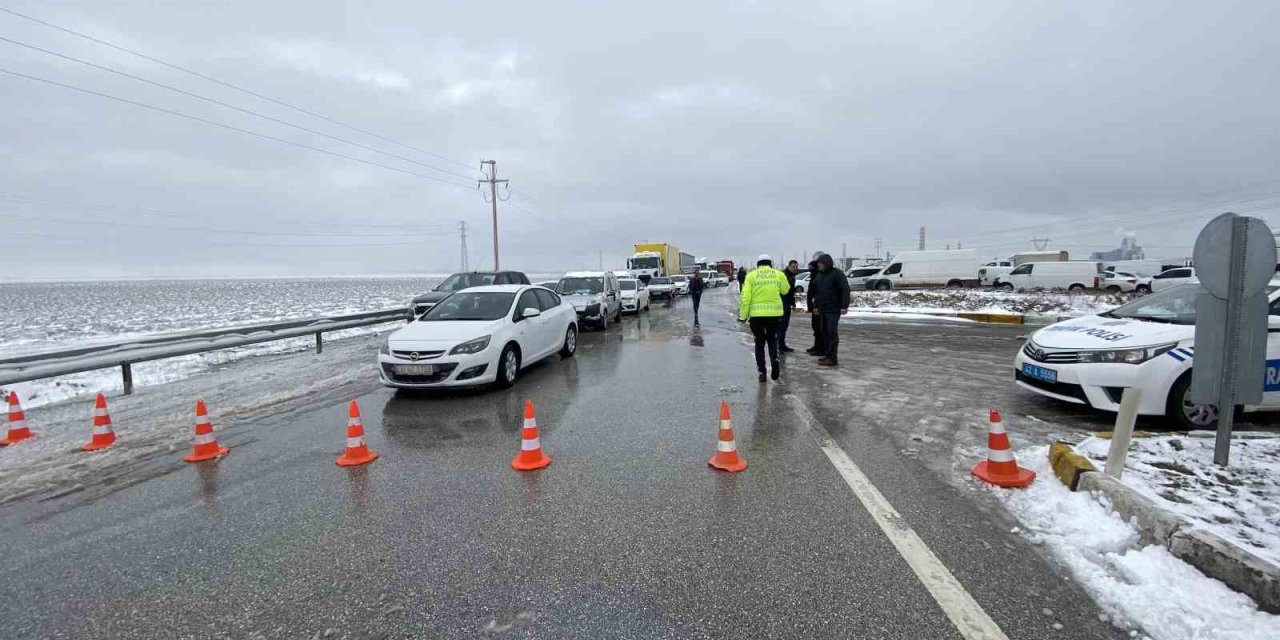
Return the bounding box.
[512,400,551,471]
[971,409,1035,488]
[709,401,747,472]
[336,399,378,467]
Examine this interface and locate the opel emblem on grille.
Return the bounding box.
[409,352,420,361]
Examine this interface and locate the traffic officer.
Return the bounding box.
[738,254,790,382]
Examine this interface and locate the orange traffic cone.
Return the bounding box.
[1,391,34,445]
[511,400,551,471]
[82,392,117,451]
[971,409,1035,488]
[708,401,747,472]
[336,400,378,466]
[183,399,229,463]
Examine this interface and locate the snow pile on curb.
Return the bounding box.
[842,290,1125,317]
[995,445,1280,640]
[1077,436,1280,567]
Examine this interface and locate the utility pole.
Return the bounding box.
[458,221,469,271]
[918,226,926,251]
[478,160,509,270]
[1033,237,1050,251]
[841,242,847,269]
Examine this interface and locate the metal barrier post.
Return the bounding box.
[122,363,134,395]
[1105,387,1142,478]
[315,332,323,354]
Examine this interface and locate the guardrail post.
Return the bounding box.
[315,332,323,354]
[1105,387,1142,478]
[122,363,134,395]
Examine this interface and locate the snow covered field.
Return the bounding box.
[843,289,1126,317]
[0,276,437,408]
[996,446,1280,640]
[1076,435,1280,566]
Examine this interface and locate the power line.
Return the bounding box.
[0,35,480,183]
[0,65,479,190]
[0,191,452,230]
[0,6,478,173]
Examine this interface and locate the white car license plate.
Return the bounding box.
[1021,363,1057,383]
[393,364,436,375]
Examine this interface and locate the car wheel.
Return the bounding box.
[875,281,891,291]
[615,305,623,322]
[946,279,964,289]
[599,309,609,331]
[795,286,805,295]
[999,282,1015,291]
[559,325,577,358]
[1106,285,1122,294]
[497,344,521,388]
[1068,283,1086,293]
[1136,285,1151,294]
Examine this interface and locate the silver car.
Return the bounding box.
[557,271,623,330]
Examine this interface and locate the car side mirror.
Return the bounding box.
[521,307,541,319]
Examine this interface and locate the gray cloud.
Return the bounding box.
[2,0,1278,279]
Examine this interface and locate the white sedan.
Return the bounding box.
[618,277,650,313]
[379,285,578,389]
[1014,282,1280,430]
[1139,267,1197,293]
[1101,271,1140,293]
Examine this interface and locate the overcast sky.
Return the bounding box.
[2,0,1279,279]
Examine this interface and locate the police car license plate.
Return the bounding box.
[393,364,436,375]
[1022,363,1057,383]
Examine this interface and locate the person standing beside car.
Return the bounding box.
[689,270,705,325]
[805,260,825,356]
[738,254,789,382]
[810,254,851,366]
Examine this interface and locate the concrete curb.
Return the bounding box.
[1048,441,1096,490]
[1047,446,1280,613]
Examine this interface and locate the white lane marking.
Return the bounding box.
[786,394,1010,640]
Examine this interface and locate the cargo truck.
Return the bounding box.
[627,243,689,282]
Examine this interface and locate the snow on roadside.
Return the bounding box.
[1076,436,1280,567]
[994,446,1280,640]
[840,290,1126,317]
[842,311,975,323]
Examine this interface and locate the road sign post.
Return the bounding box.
[1190,212,1277,467]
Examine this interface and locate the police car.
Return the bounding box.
[1014,281,1280,430]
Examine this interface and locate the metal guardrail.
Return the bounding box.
[0,308,409,394]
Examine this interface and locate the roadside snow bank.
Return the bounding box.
[996,446,1280,640]
[1077,436,1280,567]
[836,290,1124,317]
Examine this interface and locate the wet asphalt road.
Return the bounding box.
[0,289,1127,639]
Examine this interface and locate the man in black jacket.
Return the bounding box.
[689,270,705,325]
[805,260,824,356]
[810,254,851,366]
[778,260,799,352]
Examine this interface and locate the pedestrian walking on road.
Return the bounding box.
[805,260,825,356]
[738,254,790,383]
[736,266,747,288]
[810,253,851,366]
[778,260,799,352]
[689,270,705,325]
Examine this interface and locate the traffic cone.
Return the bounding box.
[708,401,747,472]
[183,398,229,463]
[336,400,378,466]
[1,391,34,445]
[971,409,1035,488]
[82,392,117,451]
[511,400,551,471]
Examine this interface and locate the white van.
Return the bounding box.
[864,249,981,290]
[1000,261,1101,292]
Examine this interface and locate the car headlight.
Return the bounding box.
[380,341,391,355]
[449,335,491,355]
[1078,343,1176,364]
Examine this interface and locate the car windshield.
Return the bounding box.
[435,273,496,292]
[418,292,514,321]
[651,277,672,285]
[559,277,603,295]
[631,256,660,269]
[619,280,637,290]
[1100,284,1268,325]
[671,275,687,282]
